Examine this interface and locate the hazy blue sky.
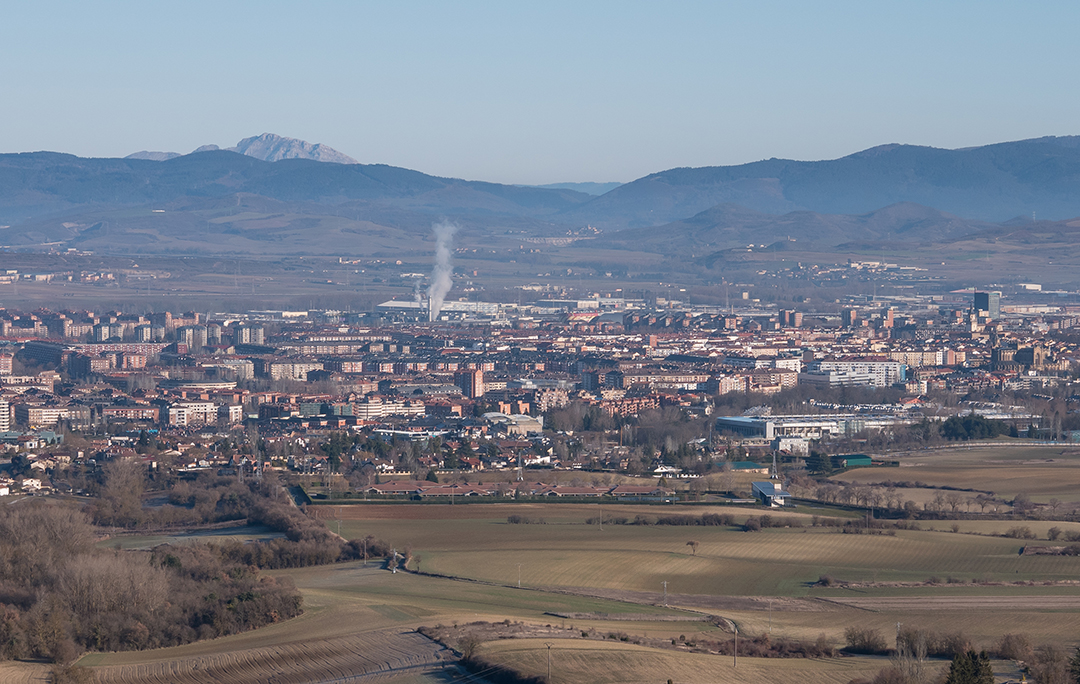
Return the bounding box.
[3,1,1078,184]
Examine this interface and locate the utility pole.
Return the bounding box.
[518,563,522,588]
[661,581,668,607]
[733,625,738,668]
[545,642,553,683]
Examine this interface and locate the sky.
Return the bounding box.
[3,1,1079,184]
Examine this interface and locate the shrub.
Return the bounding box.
[1004,526,1035,540]
[844,627,888,654]
[937,632,972,658]
[507,515,545,525]
[994,633,1033,661]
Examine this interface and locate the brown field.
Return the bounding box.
[822,595,1080,611]
[312,501,822,524]
[2,473,1075,683]
[0,662,50,684]
[79,630,449,684]
[0,546,1066,683]
[834,445,1080,502]
[477,638,931,684]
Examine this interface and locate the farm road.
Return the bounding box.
[546,586,829,613]
[85,629,450,684]
[822,596,1080,611]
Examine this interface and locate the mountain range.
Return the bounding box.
[564,136,1080,227]
[5,134,1080,257]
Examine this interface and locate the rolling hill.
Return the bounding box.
[0,150,591,228]
[596,202,997,256]
[562,136,1080,228]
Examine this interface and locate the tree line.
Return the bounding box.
[0,503,302,666]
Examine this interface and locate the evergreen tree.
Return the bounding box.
[1069,646,1080,684]
[945,650,994,684]
[807,451,830,474]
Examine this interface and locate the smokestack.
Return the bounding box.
[427,221,458,322]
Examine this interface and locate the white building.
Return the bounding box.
[167,402,218,426]
[716,414,916,441]
[806,359,905,387]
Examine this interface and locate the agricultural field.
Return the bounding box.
[45,496,1080,683]
[22,446,1080,684]
[71,565,702,683]
[330,503,1080,595]
[99,524,285,550]
[833,444,1080,503]
[478,638,916,684]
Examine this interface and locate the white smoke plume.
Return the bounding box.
[426,221,458,321]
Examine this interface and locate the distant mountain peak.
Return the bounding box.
[229,133,358,164]
[125,150,181,161]
[125,135,358,164]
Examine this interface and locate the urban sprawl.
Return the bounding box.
[0,285,1077,499]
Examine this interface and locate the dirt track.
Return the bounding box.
[548,586,830,613]
[87,630,449,684]
[821,596,1080,611]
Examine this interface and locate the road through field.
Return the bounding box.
[822,595,1080,611]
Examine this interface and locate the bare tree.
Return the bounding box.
[95,458,146,527]
[687,540,700,556]
[944,491,964,514]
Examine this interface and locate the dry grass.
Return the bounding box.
[478,638,901,684]
[835,445,1080,502]
[334,504,1079,595]
[0,662,50,684]
[79,630,448,683]
[2,471,1074,683]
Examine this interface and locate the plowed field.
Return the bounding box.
[85,630,447,684]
